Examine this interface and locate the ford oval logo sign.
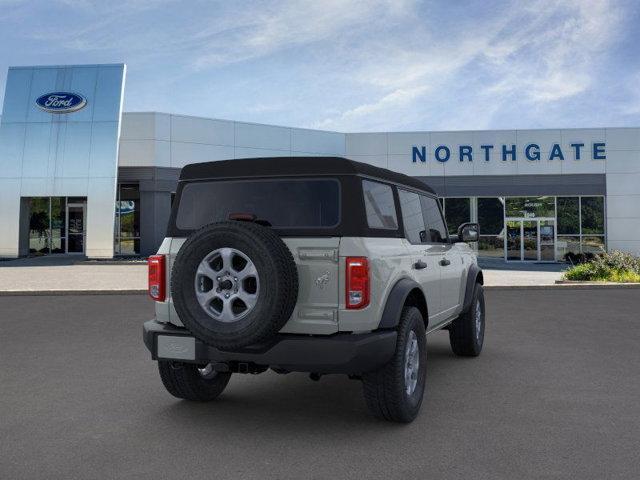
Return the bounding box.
[35,92,87,114]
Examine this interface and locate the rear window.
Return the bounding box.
[175,178,340,230]
[362,180,398,230]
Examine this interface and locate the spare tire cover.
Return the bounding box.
[171,221,298,349]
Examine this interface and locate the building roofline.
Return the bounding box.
[123,112,639,135]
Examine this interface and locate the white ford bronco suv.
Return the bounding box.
[143,157,485,423]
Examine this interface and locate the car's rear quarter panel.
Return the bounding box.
[337,237,413,332]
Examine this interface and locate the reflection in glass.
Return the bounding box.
[362,180,397,229]
[506,221,521,260]
[523,221,538,260]
[478,198,504,235]
[420,195,448,243]
[25,196,87,255]
[67,204,85,253]
[581,197,605,234]
[29,197,50,254]
[557,197,579,234]
[67,233,84,253]
[51,235,65,254]
[506,196,555,218]
[582,236,606,254]
[478,235,504,258]
[119,239,140,255]
[540,220,555,261]
[398,190,426,244]
[444,198,470,235]
[119,184,140,238]
[114,183,142,255]
[557,236,581,259]
[51,197,66,239]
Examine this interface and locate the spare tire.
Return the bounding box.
[171,221,298,350]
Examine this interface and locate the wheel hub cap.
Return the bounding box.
[194,247,260,323]
[404,330,419,396]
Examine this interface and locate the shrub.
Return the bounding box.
[563,250,640,282]
[563,252,595,265]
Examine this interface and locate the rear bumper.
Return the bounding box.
[143,319,397,374]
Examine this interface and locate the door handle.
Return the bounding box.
[413,260,428,270]
[439,258,451,267]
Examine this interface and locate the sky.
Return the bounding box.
[0,0,639,132]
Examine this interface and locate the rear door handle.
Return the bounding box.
[413,260,428,270]
[439,258,451,267]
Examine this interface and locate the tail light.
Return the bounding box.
[148,255,166,301]
[346,257,369,309]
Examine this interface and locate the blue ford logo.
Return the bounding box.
[35,92,87,114]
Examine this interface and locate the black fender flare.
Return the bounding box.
[461,264,484,313]
[378,278,425,330]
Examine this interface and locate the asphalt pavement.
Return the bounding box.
[1,289,639,479]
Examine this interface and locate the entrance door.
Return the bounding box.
[506,220,522,261]
[504,219,555,261]
[539,220,555,261]
[523,220,538,261]
[66,203,86,254]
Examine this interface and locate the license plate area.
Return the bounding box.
[157,335,196,360]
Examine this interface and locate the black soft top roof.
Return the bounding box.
[179,156,435,195]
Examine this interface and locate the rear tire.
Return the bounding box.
[362,306,427,423]
[449,283,485,356]
[158,361,231,401]
[171,221,298,350]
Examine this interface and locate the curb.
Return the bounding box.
[555,280,640,286]
[485,283,640,290]
[0,289,147,296]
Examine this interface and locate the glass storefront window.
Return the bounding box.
[114,184,141,255]
[557,236,581,259]
[582,236,606,254]
[26,196,85,255]
[478,198,504,235]
[505,196,555,218]
[557,197,579,234]
[443,198,470,234]
[51,235,66,254]
[581,197,605,234]
[478,235,503,257]
[29,198,50,254]
[118,186,140,238]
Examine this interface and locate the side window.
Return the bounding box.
[362,180,398,230]
[420,195,448,243]
[398,189,427,244]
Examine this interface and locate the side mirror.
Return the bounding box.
[457,222,479,243]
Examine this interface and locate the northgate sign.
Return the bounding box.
[411,142,606,163]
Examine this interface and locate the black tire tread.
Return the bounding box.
[158,361,231,401]
[362,306,426,423]
[449,283,484,357]
[171,221,299,350]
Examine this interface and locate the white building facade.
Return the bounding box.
[1,64,639,261]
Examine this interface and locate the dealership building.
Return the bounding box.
[1,63,639,261]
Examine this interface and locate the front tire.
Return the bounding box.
[158,361,232,401]
[362,306,427,423]
[449,283,485,356]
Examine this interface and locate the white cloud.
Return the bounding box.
[315,0,625,130]
[2,0,631,130]
[191,0,413,69]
